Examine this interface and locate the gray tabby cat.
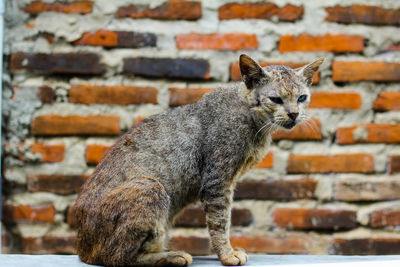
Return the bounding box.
[74,54,323,266]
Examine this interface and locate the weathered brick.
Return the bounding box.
[309,92,362,110]
[31,115,120,136]
[279,34,364,53]
[170,235,311,255]
[116,2,201,20]
[337,124,400,144]
[271,118,322,141]
[38,85,56,103]
[174,206,253,227]
[10,52,104,75]
[287,154,374,174]
[123,58,210,80]
[234,178,317,200]
[21,236,77,254]
[27,174,89,195]
[86,144,111,165]
[230,61,319,84]
[273,208,357,230]
[371,209,400,227]
[66,205,77,227]
[30,143,65,163]
[325,5,400,25]
[389,156,400,174]
[74,29,156,48]
[331,238,400,255]
[332,61,400,82]
[373,92,400,111]
[176,33,258,51]
[69,85,158,105]
[169,88,213,107]
[254,152,273,168]
[1,228,12,253]
[2,204,55,223]
[169,236,211,255]
[334,180,400,201]
[133,116,147,126]
[218,2,303,21]
[23,1,93,15]
[230,235,311,254]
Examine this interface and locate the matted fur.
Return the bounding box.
[74,54,323,266]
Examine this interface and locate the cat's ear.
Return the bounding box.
[239,54,268,90]
[296,57,324,86]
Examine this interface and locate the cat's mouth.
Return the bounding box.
[281,121,297,129]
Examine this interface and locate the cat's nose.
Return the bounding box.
[288,112,299,121]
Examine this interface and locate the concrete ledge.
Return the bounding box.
[2,255,400,267]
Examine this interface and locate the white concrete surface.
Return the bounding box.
[2,255,400,267]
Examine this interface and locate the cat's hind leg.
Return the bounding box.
[77,176,192,266]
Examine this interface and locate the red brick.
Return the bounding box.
[10,52,104,75]
[334,180,400,201]
[23,1,93,15]
[170,235,311,255]
[309,92,362,110]
[373,92,400,111]
[21,236,77,254]
[169,88,213,107]
[66,205,77,227]
[389,156,400,174]
[30,143,65,163]
[331,238,400,255]
[123,58,210,80]
[218,2,303,21]
[174,206,253,227]
[169,236,211,255]
[287,154,374,174]
[116,2,201,20]
[371,209,400,227]
[230,235,311,254]
[337,124,400,144]
[38,85,56,103]
[271,118,322,141]
[230,61,319,84]
[86,144,111,165]
[254,152,274,168]
[1,228,12,253]
[31,115,120,136]
[325,5,400,25]
[332,61,400,82]
[2,204,55,223]
[279,34,364,53]
[273,208,357,230]
[27,174,89,195]
[69,85,158,105]
[133,116,147,126]
[74,29,156,48]
[176,33,258,51]
[234,178,317,200]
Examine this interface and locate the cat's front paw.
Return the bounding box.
[220,248,248,266]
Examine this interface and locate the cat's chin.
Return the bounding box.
[281,121,297,130]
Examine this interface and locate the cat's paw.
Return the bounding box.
[220,248,248,266]
[157,251,192,266]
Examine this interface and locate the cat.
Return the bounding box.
[73,54,323,266]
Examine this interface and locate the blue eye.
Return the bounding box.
[298,95,307,103]
[269,97,283,104]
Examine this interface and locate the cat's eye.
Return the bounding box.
[298,95,307,103]
[269,97,283,104]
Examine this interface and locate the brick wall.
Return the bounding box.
[2,0,400,255]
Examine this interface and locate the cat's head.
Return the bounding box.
[239,54,324,130]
